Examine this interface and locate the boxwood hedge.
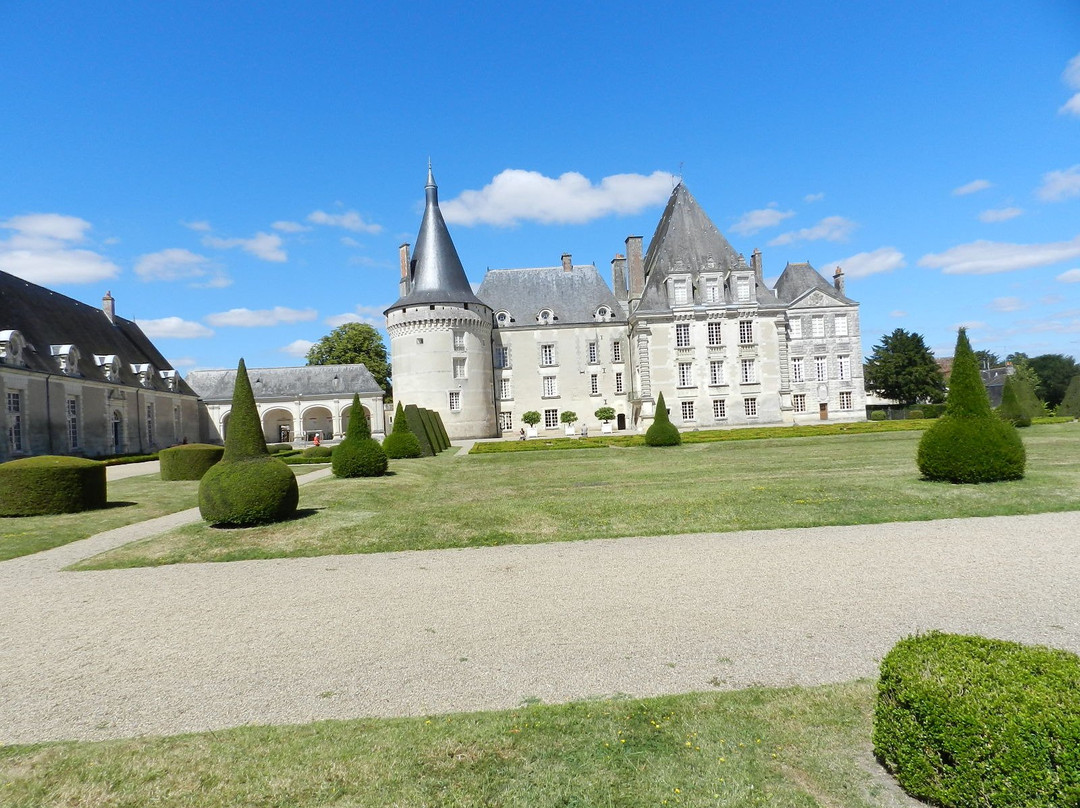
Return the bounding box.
[645,392,681,446]
[0,455,108,516]
[383,402,422,458]
[159,443,224,481]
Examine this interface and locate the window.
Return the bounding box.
[707,321,723,346]
[145,403,154,447]
[740,358,756,384]
[678,362,693,387]
[672,278,689,305]
[744,397,758,417]
[7,391,23,453]
[812,315,825,338]
[495,311,510,326]
[834,314,848,337]
[712,399,727,419]
[840,391,853,410]
[681,401,695,421]
[453,357,467,379]
[791,356,804,383]
[675,322,690,348]
[737,276,751,302]
[705,278,720,303]
[66,396,80,449]
[494,346,511,368]
[453,331,465,351]
[709,360,725,386]
[538,309,554,324]
[611,341,622,362]
[499,378,512,400]
[449,391,461,411]
[790,318,803,339]
[587,341,598,364]
[838,355,851,381]
[595,306,610,321]
[739,320,753,344]
[498,411,513,431]
[543,375,558,397]
[614,371,624,393]
[590,374,599,395]
[544,408,559,429]
[540,344,555,366]
[793,393,806,413]
[815,355,828,381]
[112,410,123,452]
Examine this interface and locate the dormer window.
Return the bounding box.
[0,330,27,366]
[94,354,121,382]
[495,310,511,327]
[130,363,156,388]
[51,344,81,375]
[736,276,752,303]
[671,278,690,306]
[160,370,178,391]
[537,309,554,325]
[594,306,611,322]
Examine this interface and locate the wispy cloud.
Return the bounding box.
[987,296,1026,313]
[803,192,825,203]
[729,205,795,236]
[890,310,907,318]
[280,339,315,357]
[1060,53,1080,116]
[978,207,1023,223]
[0,213,119,284]
[324,304,387,328]
[307,209,382,234]
[169,357,198,368]
[1036,165,1080,202]
[821,246,905,279]
[954,320,986,330]
[952,179,993,196]
[202,231,286,262]
[440,169,674,226]
[768,216,857,247]
[272,220,311,233]
[134,248,213,281]
[136,316,214,338]
[181,220,212,232]
[919,235,1080,275]
[205,306,318,327]
[1057,268,1080,283]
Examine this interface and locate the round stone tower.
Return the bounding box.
[385,166,497,440]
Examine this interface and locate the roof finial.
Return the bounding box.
[427,158,435,188]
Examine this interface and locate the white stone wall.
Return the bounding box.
[784,303,866,423]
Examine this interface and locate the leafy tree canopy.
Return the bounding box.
[1028,354,1080,409]
[306,323,391,393]
[521,411,541,426]
[974,350,1001,368]
[560,411,578,424]
[1007,357,1043,397]
[864,329,947,406]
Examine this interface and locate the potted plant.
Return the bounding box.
[560,410,578,436]
[522,410,541,438]
[595,406,616,434]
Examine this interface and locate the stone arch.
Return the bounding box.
[261,407,294,444]
[340,403,372,437]
[301,405,333,441]
[220,411,231,441]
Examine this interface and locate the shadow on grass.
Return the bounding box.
[206,507,324,530]
[102,501,138,510]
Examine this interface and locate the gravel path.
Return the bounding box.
[1,508,1078,744]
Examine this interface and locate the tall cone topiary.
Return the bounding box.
[917,329,1025,483]
[199,359,299,525]
[645,392,681,446]
[383,402,422,458]
[1057,375,1080,418]
[332,394,388,477]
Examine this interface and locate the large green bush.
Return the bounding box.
[906,409,924,420]
[0,455,107,516]
[332,394,388,478]
[917,329,1025,482]
[874,632,1080,808]
[302,445,332,458]
[383,402,422,458]
[159,443,224,481]
[199,359,299,526]
[645,392,681,446]
[1056,375,1080,418]
[403,404,436,456]
[869,410,887,421]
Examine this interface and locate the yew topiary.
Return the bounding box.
[917,330,1025,483]
[159,443,224,480]
[199,359,299,525]
[431,410,450,449]
[645,392,681,446]
[403,404,435,456]
[1054,375,1080,418]
[0,455,107,516]
[997,377,1031,427]
[383,402,422,458]
[332,394,388,478]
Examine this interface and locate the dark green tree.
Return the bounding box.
[332,394,388,478]
[645,392,681,446]
[1028,354,1080,409]
[864,329,946,405]
[595,406,616,423]
[997,377,1032,427]
[383,402,422,458]
[1057,375,1080,417]
[521,411,541,427]
[306,323,391,393]
[973,349,1001,369]
[1008,357,1043,397]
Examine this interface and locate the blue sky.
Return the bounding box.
[2,1,1079,372]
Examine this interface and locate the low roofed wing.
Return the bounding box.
[774,262,856,305]
[477,265,626,325]
[185,364,382,402]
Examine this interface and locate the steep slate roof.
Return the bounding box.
[387,166,485,310]
[0,270,195,394]
[477,265,626,326]
[185,364,382,402]
[774,262,856,305]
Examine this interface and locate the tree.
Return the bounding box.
[1008,357,1043,397]
[306,323,391,393]
[864,329,946,406]
[383,402,422,458]
[595,406,616,423]
[1057,375,1080,417]
[560,411,578,425]
[645,392,681,446]
[332,393,388,478]
[521,411,541,427]
[1028,354,1080,409]
[974,350,1001,369]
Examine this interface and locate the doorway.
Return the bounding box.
[616,413,626,431]
[819,403,828,420]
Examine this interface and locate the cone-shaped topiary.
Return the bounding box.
[1058,375,1080,418]
[383,402,422,458]
[403,404,435,456]
[917,330,1025,483]
[645,392,682,446]
[199,358,299,525]
[997,376,1035,427]
[332,394,388,477]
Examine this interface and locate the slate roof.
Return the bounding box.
[0,270,196,395]
[186,364,382,402]
[387,166,485,310]
[774,262,856,305]
[477,265,626,326]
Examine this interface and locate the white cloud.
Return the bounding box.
[136,317,214,339]
[205,306,318,327]
[821,247,905,279]
[987,296,1026,313]
[729,206,795,236]
[890,310,907,318]
[1036,165,1080,202]
[203,232,287,262]
[440,169,675,226]
[280,339,315,357]
[191,273,232,289]
[803,192,825,203]
[181,220,212,232]
[0,213,119,284]
[134,248,213,281]
[952,179,993,196]
[340,236,361,247]
[307,209,382,234]
[169,357,198,368]
[1060,53,1080,115]
[2,213,92,242]
[1057,268,1080,283]
[954,320,986,330]
[272,220,311,233]
[767,216,857,247]
[324,304,386,328]
[919,235,1080,275]
[1062,94,1080,116]
[978,207,1023,223]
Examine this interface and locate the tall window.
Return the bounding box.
[614,371,624,393]
[453,357,467,379]
[834,314,849,337]
[838,355,851,381]
[709,360,725,386]
[839,391,853,410]
[678,362,693,387]
[498,412,513,431]
[494,346,511,368]
[587,342,598,364]
[737,276,751,302]
[744,397,758,417]
[705,278,720,303]
[790,318,803,339]
[145,402,154,447]
[681,401,695,421]
[740,358,756,384]
[112,410,123,452]
[499,378,512,400]
[707,321,722,346]
[815,355,828,381]
[449,391,461,411]
[791,356,804,383]
[540,344,555,366]
[793,393,806,413]
[7,391,22,453]
[67,396,80,449]
[611,341,622,362]
[675,322,691,348]
[712,399,726,419]
[812,315,825,338]
[453,331,465,351]
[544,408,559,429]
[590,374,599,395]
[673,278,689,305]
[739,320,753,344]
[543,375,557,397]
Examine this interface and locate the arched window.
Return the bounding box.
[0,330,27,365]
[495,310,511,327]
[537,308,554,325]
[595,306,611,322]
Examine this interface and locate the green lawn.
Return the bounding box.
[75,423,1080,569]
[0,680,911,808]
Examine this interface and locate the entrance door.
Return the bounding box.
[616,413,626,431]
[819,403,828,420]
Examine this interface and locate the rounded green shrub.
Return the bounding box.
[159,443,224,481]
[333,393,388,477]
[874,632,1080,808]
[302,445,332,458]
[0,455,107,516]
[383,402,422,458]
[869,410,887,421]
[198,457,300,526]
[645,392,682,446]
[906,409,924,419]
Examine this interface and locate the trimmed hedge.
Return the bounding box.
[0,455,107,516]
[267,443,293,454]
[403,404,435,456]
[383,402,422,458]
[645,392,681,446]
[874,632,1080,808]
[431,410,450,449]
[869,410,887,421]
[333,394,388,478]
[906,409,924,420]
[302,446,332,458]
[159,443,224,481]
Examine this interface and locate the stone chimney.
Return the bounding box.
[102,291,115,323]
[833,266,845,296]
[399,243,411,297]
[751,248,764,284]
[626,236,644,301]
[611,253,628,301]
[561,253,573,273]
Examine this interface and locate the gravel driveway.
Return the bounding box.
[1,509,1078,744]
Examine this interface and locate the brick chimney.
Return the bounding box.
[611,253,627,301]
[102,291,115,323]
[833,266,845,296]
[626,236,644,301]
[399,243,411,297]
[561,253,573,272]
